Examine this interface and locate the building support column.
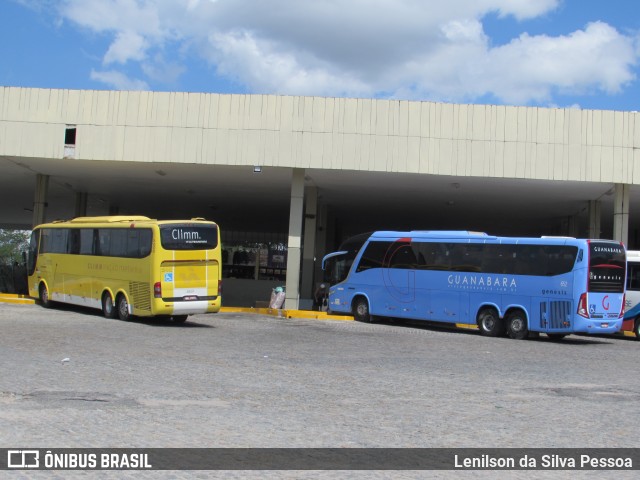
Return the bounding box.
[314,204,329,284]
[75,192,88,217]
[588,200,601,239]
[284,168,305,309]
[613,183,629,246]
[32,174,49,227]
[299,185,318,309]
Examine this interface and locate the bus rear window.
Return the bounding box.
[160,224,219,250]
[589,242,625,293]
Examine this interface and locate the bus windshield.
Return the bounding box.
[322,232,370,284]
[323,252,354,285]
[160,224,219,250]
[589,242,626,293]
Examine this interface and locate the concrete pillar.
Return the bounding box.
[314,204,329,283]
[32,174,49,227]
[75,192,88,217]
[299,185,318,309]
[284,168,305,309]
[613,183,629,246]
[588,200,601,239]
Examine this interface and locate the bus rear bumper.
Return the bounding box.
[572,318,623,335]
[152,297,221,316]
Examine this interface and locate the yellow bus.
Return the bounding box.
[27,216,222,322]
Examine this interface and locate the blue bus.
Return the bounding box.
[322,231,626,340]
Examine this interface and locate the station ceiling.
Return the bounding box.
[2,155,639,248]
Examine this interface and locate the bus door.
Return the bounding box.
[382,239,418,319]
[38,228,61,293]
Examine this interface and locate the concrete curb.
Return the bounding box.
[0,294,36,305]
[0,294,354,321]
[220,306,354,321]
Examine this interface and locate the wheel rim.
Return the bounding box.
[104,296,113,316]
[118,298,128,318]
[482,315,495,331]
[357,303,367,316]
[510,317,525,333]
[40,285,48,303]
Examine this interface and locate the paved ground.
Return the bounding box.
[1,302,640,479]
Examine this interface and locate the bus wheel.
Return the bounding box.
[101,293,117,319]
[505,310,528,340]
[116,294,131,321]
[547,333,567,341]
[634,318,640,340]
[353,297,372,323]
[172,315,188,323]
[477,309,504,337]
[39,283,52,308]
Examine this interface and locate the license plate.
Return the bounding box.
[601,323,609,328]
[183,295,198,301]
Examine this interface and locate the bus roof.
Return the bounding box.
[367,230,621,245]
[371,231,496,240]
[68,215,153,223]
[36,216,217,227]
[627,250,640,261]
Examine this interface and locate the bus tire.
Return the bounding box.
[634,318,640,340]
[116,294,131,321]
[477,308,504,337]
[505,310,528,340]
[39,283,52,308]
[353,297,372,323]
[101,293,117,319]
[172,315,188,323]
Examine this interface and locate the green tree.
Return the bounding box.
[0,229,31,265]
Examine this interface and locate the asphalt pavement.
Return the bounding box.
[1,302,639,479]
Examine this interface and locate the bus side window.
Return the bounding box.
[79,229,95,255]
[628,264,640,291]
[356,241,390,272]
[51,229,69,254]
[68,229,81,255]
[138,230,152,257]
[388,243,417,269]
[98,229,110,256]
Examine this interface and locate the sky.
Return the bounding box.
[1,0,640,111]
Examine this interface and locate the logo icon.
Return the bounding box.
[8,450,39,469]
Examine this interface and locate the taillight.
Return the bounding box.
[154,282,162,298]
[619,293,625,318]
[218,280,222,295]
[577,293,589,318]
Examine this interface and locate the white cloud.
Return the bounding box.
[104,31,148,65]
[55,0,639,105]
[90,69,149,90]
